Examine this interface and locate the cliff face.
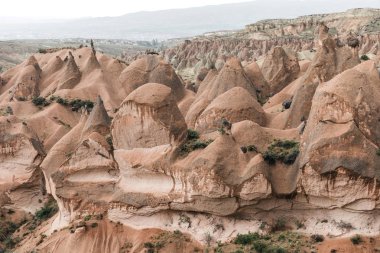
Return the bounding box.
[0,12,380,253]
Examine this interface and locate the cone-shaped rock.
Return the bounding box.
[111,83,187,150]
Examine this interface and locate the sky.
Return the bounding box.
[0,0,251,19]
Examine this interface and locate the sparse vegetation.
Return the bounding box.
[294,219,305,229]
[218,118,232,135]
[84,215,92,221]
[187,129,199,140]
[241,145,258,153]
[144,242,155,253]
[32,96,50,107]
[271,217,286,232]
[35,196,58,221]
[143,230,190,253]
[263,139,300,165]
[235,232,260,245]
[350,235,363,245]
[376,149,380,156]
[232,231,304,253]
[178,129,213,156]
[38,48,48,54]
[50,96,94,112]
[203,232,213,247]
[360,55,370,61]
[311,234,324,243]
[0,213,26,250]
[178,214,192,228]
[69,99,94,112]
[337,220,354,231]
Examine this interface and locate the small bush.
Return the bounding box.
[337,220,354,231]
[311,234,324,243]
[263,140,299,165]
[234,232,260,245]
[32,97,50,107]
[91,223,98,228]
[295,220,305,229]
[360,55,370,61]
[187,129,199,140]
[203,232,213,247]
[38,48,48,54]
[35,196,58,221]
[144,242,155,253]
[69,99,94,112]
[241,145,257,153]
[350,235,362,245]
[271,217,286,232]
[84,215,91,221]
[376,149,380,156]
[252,240,268,252]
[179,138,213,156]
[178,214,192,228]
[56,97,69,105]
[50,96,94,112]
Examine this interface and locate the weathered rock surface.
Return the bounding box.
[0,17,379,253]
[261,46,300,94]
[112,83,187,150]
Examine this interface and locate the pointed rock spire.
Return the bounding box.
[83,96,111,136]
[57,51,81,90]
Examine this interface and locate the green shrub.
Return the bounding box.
[263,140,299,165]
[294,220,305,229]
[69,99,94,112]
[271,217,286,232]
[35,196,58,221]
[56,97,69,105]
[360,55,370,61]
[235,232,260,245]
[84,215,91,221]
[32,97,50,107]
[144,242,154,248]
[187,129,199,140]
[376,149,380,156]
[178,214,192,228]
[178,129,214,156]
[4,237,16,248]
[253,240,268,252]
[51,96,94,112]
[91,223,98,228]
[350,235,362,245]
[241,145,257,153]
[267,247,287,253]
[38,48,48,54]
[337,220,354,231]
[311,234,324,243]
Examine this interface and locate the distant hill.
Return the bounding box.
[0,0,380,40]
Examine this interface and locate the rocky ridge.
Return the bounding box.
[162,8,380,85]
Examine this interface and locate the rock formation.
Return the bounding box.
[0,15,380,253]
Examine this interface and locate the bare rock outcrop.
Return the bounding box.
[186,58,257,127]
[300,60,380,177]
[11,56,41,101]
[195,87,266,133]
[261,47,300,94]
[57,52,81,90]
[244,61,270,98]
[119,55,186,100]
[111,83,187,150]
